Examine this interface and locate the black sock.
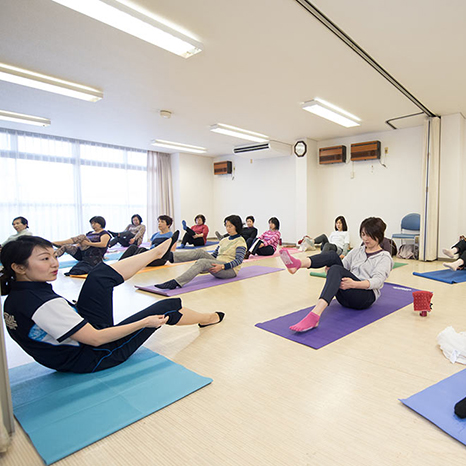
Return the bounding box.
[454,396,466,419]
[155,279,180,290]
[161,231,179,262]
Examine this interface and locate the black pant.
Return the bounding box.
[109,232,135,248]
[250,239,274,256]
[118,245,167,267]
[453,239,466,266]
[309,251,376,309]
[182,227,205,246]
[73,263,182,373]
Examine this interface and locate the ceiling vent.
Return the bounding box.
[233,140,292,159]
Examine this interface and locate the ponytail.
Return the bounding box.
[0,236,53,295]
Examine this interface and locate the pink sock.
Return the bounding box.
[279,249,301,269]
[289,311,320,332]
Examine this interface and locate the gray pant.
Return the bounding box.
[173,249,237,286]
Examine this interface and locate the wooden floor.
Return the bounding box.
[3,248,466,465]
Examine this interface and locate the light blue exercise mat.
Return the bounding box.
[9,347,212,465]
[400,368,466,446]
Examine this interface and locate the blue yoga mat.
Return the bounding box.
[400,368,466,446]
[10,347,212,465]
[413,269,466,284]
[58,252,124,269]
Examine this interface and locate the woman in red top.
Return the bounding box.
[180,214,209,248]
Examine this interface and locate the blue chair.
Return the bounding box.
[392,213,420,245]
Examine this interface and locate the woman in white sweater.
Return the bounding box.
[300,216,350,256]
[281,217,393,332]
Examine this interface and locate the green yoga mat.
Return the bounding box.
[9,347,212,465]
[310,262,407,278]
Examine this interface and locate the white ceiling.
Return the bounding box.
[0,0,465,156]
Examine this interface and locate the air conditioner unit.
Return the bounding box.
[233,140,292,159]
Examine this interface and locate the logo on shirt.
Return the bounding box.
[4,312,18,330]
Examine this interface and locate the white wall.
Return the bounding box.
[438,113,466,254]
[314,126,424,247]
[176,126,424,247]
[212,154,298,242]
[170,152,214,234]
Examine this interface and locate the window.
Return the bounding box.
[0,129,147,243]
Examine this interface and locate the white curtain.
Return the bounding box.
[0,129,147,243]
[419,117,441,261]
[147,151,173,234]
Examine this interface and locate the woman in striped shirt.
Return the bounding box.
[246,217,281,258]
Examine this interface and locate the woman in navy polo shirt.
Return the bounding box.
[1,234,224,373]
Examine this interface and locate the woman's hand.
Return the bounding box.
[209,263,224,273]
[258,243,264,248]
[339,277,356,290]
[81,240,92,246]
[144,315,169,328]
[129,238,135,244]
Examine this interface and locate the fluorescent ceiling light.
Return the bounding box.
[0,62,103,102]
[151,139,207,154]
[0,110,51,127]
[51,0,203,58]
[210,124,269,143]
[302,98,361,128]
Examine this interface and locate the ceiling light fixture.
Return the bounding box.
[209,124,269,143]
[0,110,51,127]
[51,0,203,58]
[0,62,103,102]
[302,98,360,128]
[151,139,207,154]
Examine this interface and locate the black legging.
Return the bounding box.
[181,227,205,246]
[452,239,466,267]
[309,251,376,309]
[108,232,135,248]
[72,263,182,373]
[118,244,167,267]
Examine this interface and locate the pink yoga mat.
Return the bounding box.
[135,265,283,296]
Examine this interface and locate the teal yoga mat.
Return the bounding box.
[10,347,212,465]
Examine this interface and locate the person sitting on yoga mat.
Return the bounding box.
[0,234,224,374]
[180,214,209,248]
[154,215,247,290]
[118,215,173,267]
[299,216,350,256]
[280,217,393,332]
[245,217,281,258]
[108,214,146,248]
[216,215,258,247]
[1,216,33,251]
[442,238,466,271]
[53,216,111,276]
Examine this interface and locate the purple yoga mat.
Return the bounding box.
[256,283,420,349]
[135,265,283,296]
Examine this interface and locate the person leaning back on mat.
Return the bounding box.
[0,234,224,374]
[279,217,393,332]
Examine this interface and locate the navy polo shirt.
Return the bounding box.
[3,281,88,372]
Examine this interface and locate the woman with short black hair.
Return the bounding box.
[246,217,281,258]
[180,214,209,248]
[108,214,146,248]
[53,217,111,275]
[280,217,392,332]
[155,215,246,290]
